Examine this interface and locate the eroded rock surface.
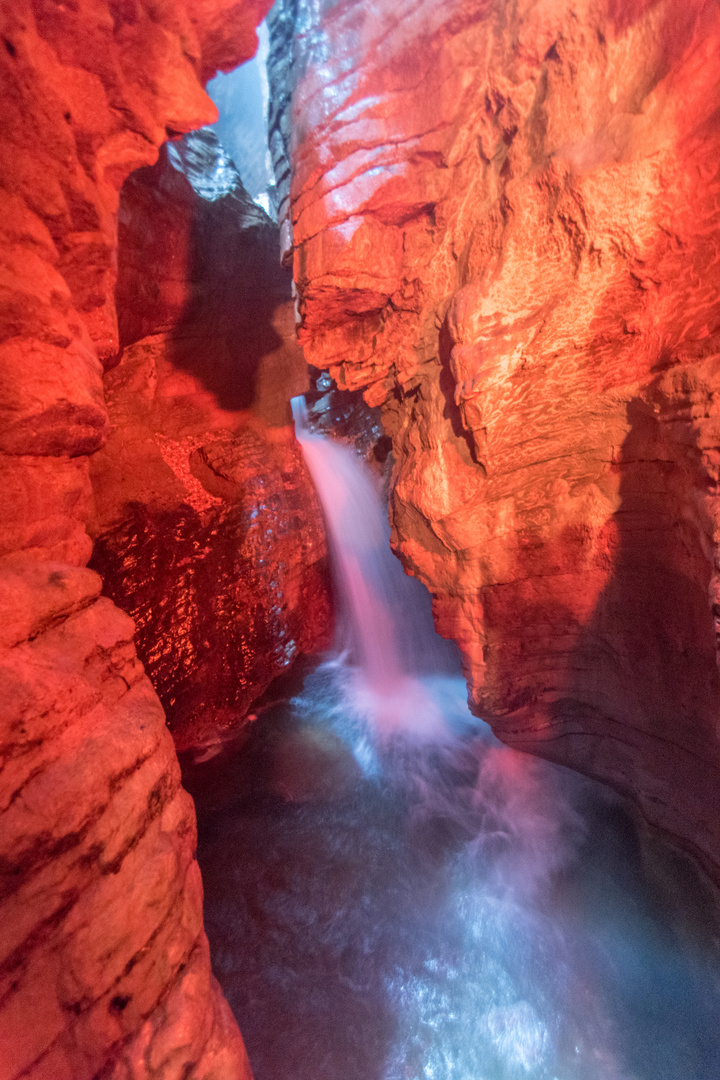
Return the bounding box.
[0,0,271,1074]
[0,559,252,1079]
[91,137,332,752]
[277,0,720,879]
[89,352,332,753]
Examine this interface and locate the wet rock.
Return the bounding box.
[303,369,390,471]
[93,144,333,753]
[274,0,720,880]
[0,0,273,1074]
[90,399,333,752]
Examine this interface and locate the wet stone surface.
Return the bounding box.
[91,433,332,752]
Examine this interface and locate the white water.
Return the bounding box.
[291,394,457,739]
[194,398,720,1080]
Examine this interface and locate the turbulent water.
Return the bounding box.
[189,404,720,1080]
[290,394,458,707]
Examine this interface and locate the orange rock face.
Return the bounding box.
[89,138,332,753]
[0,1,272,1075]
[0,559,251,1079]
[282,0,720,879]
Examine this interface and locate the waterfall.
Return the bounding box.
[194,397,720,1080]
[291,395,458,739]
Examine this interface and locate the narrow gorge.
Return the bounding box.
[1,1,720,1078]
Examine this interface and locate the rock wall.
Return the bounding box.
[89,134,332,753]
[277,0,720,880]
[265,0,297,264]
[0,559,250,1078]
[0,0,271,1075]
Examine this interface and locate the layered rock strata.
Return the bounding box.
[91,134,332,752]
[265,0,298,264]
[0,558,250,1078]
[276,0,720,880]
[0,0,271,1074]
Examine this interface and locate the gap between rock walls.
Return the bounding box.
[1,2,720,1079]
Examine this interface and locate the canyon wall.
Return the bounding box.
[89,133,332,753]
[0,1,272,1075]
[277,0,720,881]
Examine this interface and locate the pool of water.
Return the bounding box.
[185,661,720,1080]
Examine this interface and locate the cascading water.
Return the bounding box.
[190,398,720,1080]
[291,394,457,739]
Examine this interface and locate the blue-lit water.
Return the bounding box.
[194,661,720,1080]
[190,407,720,1080]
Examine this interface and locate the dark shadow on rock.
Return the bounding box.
[548,396,720,896]
[96,135,334,754]
[116,134,306,426]
[165,195,290,415]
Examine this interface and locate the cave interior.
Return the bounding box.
[2,1,720,1078]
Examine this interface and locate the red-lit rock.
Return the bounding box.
[0,0,271,561]
[0,558,251,1079]
[88,354,332,751]
[89,140,332,753]
[0,1,273,1075]
[281,0,720,880]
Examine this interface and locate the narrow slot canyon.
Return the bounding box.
[1,2,720,1078]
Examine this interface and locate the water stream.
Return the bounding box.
[189,404,720,1080]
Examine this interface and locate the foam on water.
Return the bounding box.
[291,394,457,740]
[197,654,720,1080]
[192,401,720,1080]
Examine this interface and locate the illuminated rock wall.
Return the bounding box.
[0,560,251,1078]
[0,1,271,1075]
[89,136,332,753]
[278,0,720,880]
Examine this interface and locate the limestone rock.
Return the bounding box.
[0,558,252,1079]
[277,0,720,880]
[115,138,301,427]
[0,0,273,1074]
[89,362,333,751]
[92,142,332,753]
